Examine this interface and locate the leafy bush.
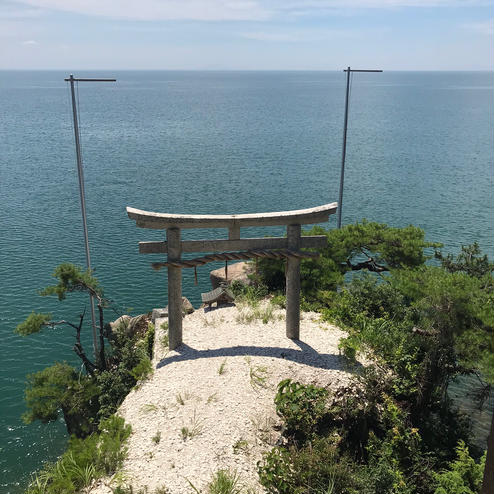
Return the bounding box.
[258,241,492,494]
[143,322,155,359]
[435,242,493,280]
[98,317,155,418]
[433,441,485,494]
[258,438,360,494]
[130,356,153,382]
[23,362,100,437]
[256,221,437,303]
[270,294,286,308]
[230,279,268,304]
[274,379,329,443]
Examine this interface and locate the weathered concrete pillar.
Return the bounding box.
[167,227,182,350]
[228,224,240,240]
[286,223,301,339]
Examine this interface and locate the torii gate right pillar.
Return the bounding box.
[286,223,301,339]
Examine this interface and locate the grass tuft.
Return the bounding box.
[232,438,250,455]
[176,391,191,406]
[207,469,243,494]
[235,304,275,325]
[141,403,158,413]
[207,392,218,404]
[152,430,161,444]
[218,359,227,375]
[181,411,203,441]
[249,365,269,389]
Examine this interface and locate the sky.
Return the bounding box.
[0,0,492,70]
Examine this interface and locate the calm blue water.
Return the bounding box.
[1,71,492,492]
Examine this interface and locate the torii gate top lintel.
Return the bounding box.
[127,202,338,351]
[126,202,337,230]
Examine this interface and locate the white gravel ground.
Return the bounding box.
[89,301,363,494]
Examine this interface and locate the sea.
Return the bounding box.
[0,70,492,493]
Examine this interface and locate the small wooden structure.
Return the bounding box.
[201,285,234,309]
[127,203,337,350]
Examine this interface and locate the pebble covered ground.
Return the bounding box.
[89,302,363,493]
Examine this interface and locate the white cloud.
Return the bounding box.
[240,27,367,41]
[240,31,300,41]
[13,0,490,22]
[16,0,271,21]
[0,1,43,19]
[274,0,489,8]
[462,19,493,36]
[21,39,38,44]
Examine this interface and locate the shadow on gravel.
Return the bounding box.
[156,339,362,372]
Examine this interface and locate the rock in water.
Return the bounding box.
[109,314,131,331]
[210,261,253,289]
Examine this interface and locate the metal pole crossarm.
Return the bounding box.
[64,76,117,82]
[343,69,383,73]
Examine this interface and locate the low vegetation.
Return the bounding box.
[253,223,492,494]
[15,222,493,493]
[188,469,256,494]
[15,263,155,492]
[25,415,131,494]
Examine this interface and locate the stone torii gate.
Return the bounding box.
[127,203,337,350]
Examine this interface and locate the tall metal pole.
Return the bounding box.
[65,74,116,359]
[337,67,383,228]
[337,67,351,229]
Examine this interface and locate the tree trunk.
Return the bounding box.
[73,311,96,376]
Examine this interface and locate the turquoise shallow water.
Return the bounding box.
[0,70,493,492]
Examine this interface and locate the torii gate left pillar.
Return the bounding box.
[167,227,182,350]
[127,203,337,350]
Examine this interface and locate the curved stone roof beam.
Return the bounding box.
[126,203,338,230]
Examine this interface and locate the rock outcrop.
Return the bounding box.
[209,261,253,289]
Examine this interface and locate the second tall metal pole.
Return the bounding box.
[337,66,351,229]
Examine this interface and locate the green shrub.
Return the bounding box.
[433,441,485,494]
[258,438,360,494]
[231,280,268,304]
[143,322,155,359]
[23,362,100,437]
[337,335,360,360]
[256,221,437,306]
[270,294,286,308]
[97,316,155,418]
[130,356,153,382]
[274,379,329,443]
[97,368,133,419]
